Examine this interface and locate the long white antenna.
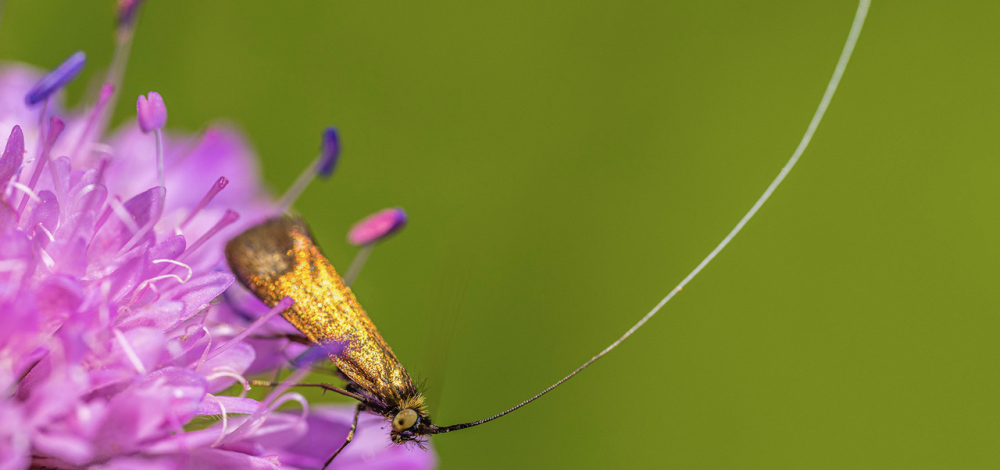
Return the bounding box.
[434,0,871,433]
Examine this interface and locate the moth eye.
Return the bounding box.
[392,409,418,431]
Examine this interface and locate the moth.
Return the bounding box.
[226,216,483,465]
[225,1,868,466]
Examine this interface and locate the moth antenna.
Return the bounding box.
[431,0,870,435]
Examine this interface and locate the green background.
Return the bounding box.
[3,1,999,468]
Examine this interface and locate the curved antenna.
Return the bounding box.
[431,0,871,435]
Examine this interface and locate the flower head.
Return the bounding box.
[0,20,434,470]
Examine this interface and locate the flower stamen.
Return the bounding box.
[90,198,119,246]
[206,393,230,447]
[17,117,65,222]
[180,176,228,230]
[343,207,408,285]
[112,328,148,375]
[257,392,310,437]
[70,84,115,162]
[35,224,55,243]
[97,7,140,140]
[98,280,112,327]
[37,246,56,271]
[152,258,193,281]
[107,196,141,235]
[116,188,165,256]
[25,51,86,106]
[177,209,239,262]
[137,92,168,192]
[203,370,251,398]
[7,181,40,204]
[224,366,312,446]
[116,0,145,35]
[204,296,294,364]
[128,269,192,306]
[276,127,340,212]
[155,129,164,190]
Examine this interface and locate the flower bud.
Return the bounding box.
[136,91,167,133]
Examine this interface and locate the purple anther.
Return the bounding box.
[116,0,145,29]
[25,51,86,106]
[347,207,408,246]
[316,126,340,178]
[136,92,167,133]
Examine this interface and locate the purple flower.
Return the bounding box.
[0,38,434,470]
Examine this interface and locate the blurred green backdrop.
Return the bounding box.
[3,0,999,468]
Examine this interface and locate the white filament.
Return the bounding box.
[612,0,870,348]
[453,0,872,430]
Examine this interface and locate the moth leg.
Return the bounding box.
[261,365,282,392]
[323,403,364,469]
[249,380,367,403]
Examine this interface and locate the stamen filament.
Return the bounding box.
[91,199,118,240]
[43,118,67,208]
[151,258,193,280]
[276,127,341,212]
[65,157,110,238]
[154,128,165,190]
[219,353,313,446]
[112,328,148,375]
[116,187,165,256]
[107,197,140,234]
[276,161,318,212]
[177,209,239,262]
[70,84,115,162]
[203,296,294,365]
[95,25,136,140]
[343,244,373,287]
[180,176,228,229]
[128,269,192,306]
[202,370,251,397]
[17,99,49,219]
[207,394,230,447]
[7,182,40,203]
